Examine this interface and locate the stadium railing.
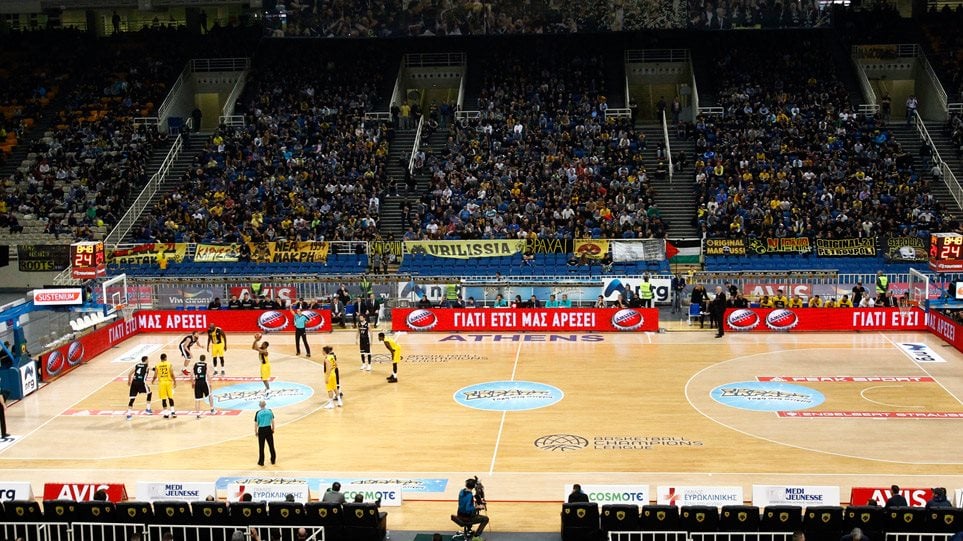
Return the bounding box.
[409,115,424,174]
[0,521,71,541]
[104,133,184,248]
[661,110,673,182]
[913,110,963,210]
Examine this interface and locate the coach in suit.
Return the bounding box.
[711,286,727,338]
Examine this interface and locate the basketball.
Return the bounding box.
[254,333,262,341]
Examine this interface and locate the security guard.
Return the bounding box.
[639,275,654,308]
[875,271,889,307]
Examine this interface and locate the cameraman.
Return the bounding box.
[457,478,489,539]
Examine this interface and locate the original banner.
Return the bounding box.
[109,243,187,264]
[883,236,928,262]
[247,241,329,263]
[17,244,70,272]
[724,307,924,333]
[392,307,658,332]
[573,239,610,259]
[746,237,812,255]
[195,243,240,262]
[814,237,877,257]
[133,309,332,334]
[405,239,526,259]
[704,238,747,256]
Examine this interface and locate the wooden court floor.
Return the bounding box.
[4,325,963,533]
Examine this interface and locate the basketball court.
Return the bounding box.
[3,323,963,533]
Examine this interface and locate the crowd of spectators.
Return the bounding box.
[922,6,963,105]
[687,0,829,30]
[695,38,946,240]
[0,27,258,242]
[399,45,667,241]
[137,43,391,244]
[265,0,685,38]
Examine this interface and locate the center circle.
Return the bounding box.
[454,380,564,411]
[213,381,315,410]
[710,381,825,412]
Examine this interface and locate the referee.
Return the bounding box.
[255,400,276,466]
[292,308,311,357]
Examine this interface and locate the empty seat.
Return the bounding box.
[640,505,680,531]
[600,504,641,534]
[761,505,802,532]
[681,505,719,532]
[561,502,600,541]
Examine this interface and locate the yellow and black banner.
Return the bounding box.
[405,239,527,259]
[704,238,747,256]
[814,237,877,257]
[573,239,610,259]
[747,237,813,255]
[109,243,188,264]
[526,238,573,255]
[17,244,70,272]
[246,241,330,263]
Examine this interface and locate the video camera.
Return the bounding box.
[469,476,486,511]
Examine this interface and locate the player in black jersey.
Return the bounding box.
[179,331,199,376]
[192,354,215,419]
[357,314,372,372]
[125,356,153,420]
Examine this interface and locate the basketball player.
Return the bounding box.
[179,331,199,376]
[380,332,400,383]
[206,324,227,376]
[357,314,372,371]
[125,355,153,420]
[150,353,176,418]
[253,334,271,393]
[192,354,215,419]
[322,345,341,408]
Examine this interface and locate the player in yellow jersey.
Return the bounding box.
[206,324,228,376]
[758,295,774,308]
[788,295,804,308]
[322,346,341,409]
[253,334,271,393]
[808,295,823,308]
[379,332,401,383]
[824,297,837,308]
[150,353,177,418]
[838,295,854,308]
[771,289,789,309]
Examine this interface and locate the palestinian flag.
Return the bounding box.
[667,239,701,264]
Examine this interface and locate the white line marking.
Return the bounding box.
[0,334,183,454]
[881,333,963,405]
[859,385,924,409]
[490,340,523,474]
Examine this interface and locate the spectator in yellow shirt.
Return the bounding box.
[838,295,854,308]
[808,295,823,308]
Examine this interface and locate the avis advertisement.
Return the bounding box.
[134,309,333,333]
[724,307,925,332]
[393,307,659,332]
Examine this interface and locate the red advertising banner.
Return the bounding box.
[724,307,925,332]
[926,310,963,353]
[43,482,129,502]
[850,487,933,507]
[392,307,659,332]
[41,317,140,381]
[133,309,332,334]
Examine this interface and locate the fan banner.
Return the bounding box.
[392,307,658,332]
[405,239,526,259]
[723,307,924,332]
[611,240,664,262]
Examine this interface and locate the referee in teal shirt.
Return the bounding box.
[255,400,276,466]
[292,308,311,357]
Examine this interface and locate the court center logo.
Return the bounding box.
[534,434,590,451]
[213,381,314,410]
[454,381,564,411]
[711,381,825,412]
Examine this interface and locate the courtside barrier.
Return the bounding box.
[72,522,144,541]
[926,310,963,354]
[392,307,659,332]
[0,522,71,541]
[723,307,924,333]
[40,318,139,381]
[608,533,687,541]
[133,309,333,333]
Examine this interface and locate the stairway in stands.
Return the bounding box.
[380,128,446,239]
[121,132,209,242]
[887,122,963,223]
[639,123,698,238]
[922,118,963,214]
